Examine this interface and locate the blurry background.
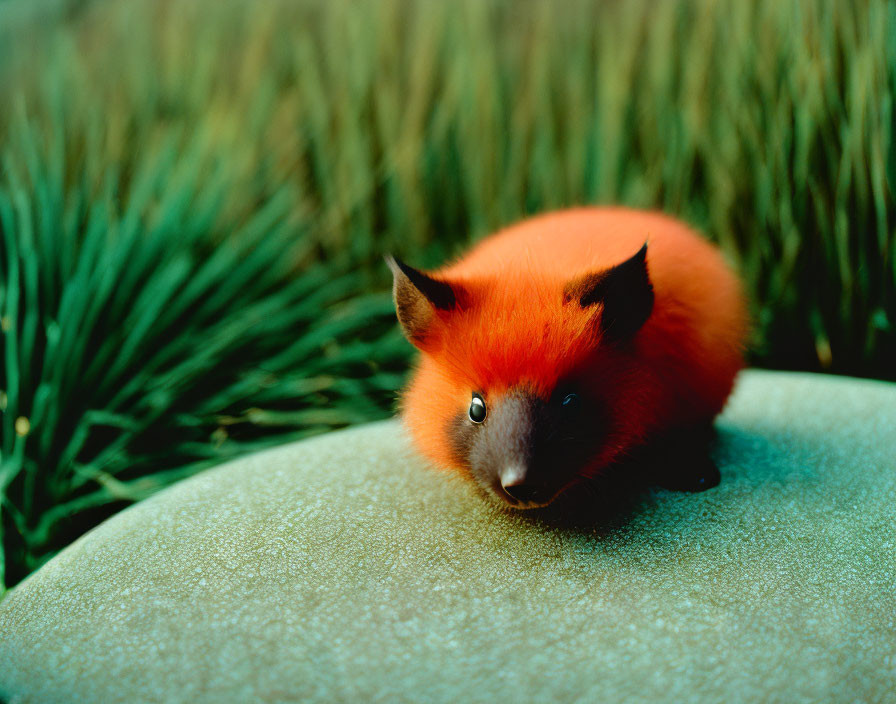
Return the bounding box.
[0,0,892,589]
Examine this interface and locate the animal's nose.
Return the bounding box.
[501,483,543,504]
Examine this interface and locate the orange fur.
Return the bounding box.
[401,207,748,477]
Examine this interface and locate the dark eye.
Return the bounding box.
[561,393,580,412]
[469,393,487,423]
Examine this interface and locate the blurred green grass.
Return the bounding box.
[0,0,893,589]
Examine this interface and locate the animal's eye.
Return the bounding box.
[469,392,487,424]
[561,393,581,412]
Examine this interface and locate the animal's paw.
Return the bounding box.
[658,455,721,492]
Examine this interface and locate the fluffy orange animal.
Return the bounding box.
[388,207,748,508]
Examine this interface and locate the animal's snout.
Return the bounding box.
[500,482,544,504]
[499,465,547,504]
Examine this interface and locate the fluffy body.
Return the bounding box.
[396,207,748,505]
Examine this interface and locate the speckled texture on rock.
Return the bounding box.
[1,370,895,704]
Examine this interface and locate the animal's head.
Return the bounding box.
[387,245,654,509]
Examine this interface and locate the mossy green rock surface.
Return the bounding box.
[1,371,894,703]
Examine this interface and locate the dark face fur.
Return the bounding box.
[449,385,607,508]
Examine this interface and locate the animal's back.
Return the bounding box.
[439,207,747,432]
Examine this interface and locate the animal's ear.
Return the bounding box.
[385,255,460,347]
[563,242,653,340]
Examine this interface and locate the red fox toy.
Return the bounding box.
[388,208,747,508]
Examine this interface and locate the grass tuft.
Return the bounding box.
[0,115,407,589]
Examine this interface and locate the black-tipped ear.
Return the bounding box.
[563,243,653,340]
[385,255,458,346]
